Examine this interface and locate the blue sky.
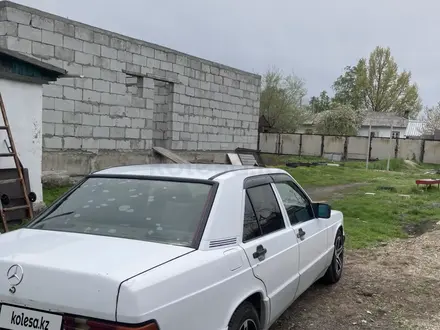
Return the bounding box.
[14,0,440,107]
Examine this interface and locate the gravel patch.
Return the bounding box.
[271,229,440,329]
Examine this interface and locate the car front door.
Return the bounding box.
[271,174,328,298]
[239,176,300,323]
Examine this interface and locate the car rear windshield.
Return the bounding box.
[28,177,214,247]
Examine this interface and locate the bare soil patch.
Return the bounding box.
[305,182,367,201]
[270,228,440,330]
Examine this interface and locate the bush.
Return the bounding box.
[314,104,363,136]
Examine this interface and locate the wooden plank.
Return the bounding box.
[227,153,242,165]
[238,153,258,166]
[235,148,265,167]
[152,147,190,164]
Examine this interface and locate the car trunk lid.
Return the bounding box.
[0,229,193,321]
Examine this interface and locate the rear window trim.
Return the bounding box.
[27,174,218,249]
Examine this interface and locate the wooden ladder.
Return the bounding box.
[0,93,33,232]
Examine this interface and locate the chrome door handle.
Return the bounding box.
[297,228,306,240]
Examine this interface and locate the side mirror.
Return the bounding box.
[312,202,331,219]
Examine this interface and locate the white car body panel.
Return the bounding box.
[0,229,192,320]
[0,164,344,330]
[240,227,300,324]
[117,248,267,329]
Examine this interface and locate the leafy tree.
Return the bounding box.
[314,104,364,136]
[421,103,440,135]
[332,66,365,111]
[260,68,308,132]
[359,47,422,117]
[309,90,331,113]
[332,46,422,118]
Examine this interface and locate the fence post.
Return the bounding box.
[394,138,399,159]
[366,123,372,169]
[298,134,303,157]
[320,135,325,157]
[257,132,261,151]
[276,133,281,154]
[343,137,349,161]
[369,136,373,161]
[420,139,425,163]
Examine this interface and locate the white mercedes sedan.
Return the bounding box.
[0,164,344,330]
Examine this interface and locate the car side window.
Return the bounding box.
[244,184,285,240]
[243,194,262,242]
[274,182,314,224]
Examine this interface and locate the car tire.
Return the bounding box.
[322,229,344,284]
[228,301,261,330]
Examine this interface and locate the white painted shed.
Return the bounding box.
[0,48,66,209]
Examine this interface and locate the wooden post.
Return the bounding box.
[420,139,426,163]
[366,122,372,170]
[320,135,325,157]
[343,136,349,161]
[387,124,393,171]
[298,134,303,157]
[277,133,281,154]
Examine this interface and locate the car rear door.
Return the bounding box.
[239,175,300,323]
[271,174,328,298]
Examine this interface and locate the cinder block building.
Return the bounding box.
[0,1,261,174]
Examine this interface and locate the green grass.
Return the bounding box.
[332,184,440,249]
[43,186,71,205]
[269,155,440,249]
[279,165,383,187]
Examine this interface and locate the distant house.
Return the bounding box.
[405,120,440,140]
[358,112,408,138]
[297,111,409,138]
[258,115,271,133]
[405,120,426,139]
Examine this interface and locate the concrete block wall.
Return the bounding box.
[153,81,172,148]
[370,138,395,160]
[259,133,278,153]
[347,136,369,160]
[260,133,440,164]
[0,1,261,161]
[280,134,300,155]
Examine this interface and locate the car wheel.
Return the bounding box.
[322,229,344,284]
[228,301,261,330]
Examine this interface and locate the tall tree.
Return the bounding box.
[332,65,365,110]
[260,68,308,132]
[309,90,331,113]
[421,103,440,135]
[332,46,422,118]
[359,47,422,117]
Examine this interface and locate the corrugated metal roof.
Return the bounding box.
[0,47,66,75]
[304,111,408,127]
[405,120,425,137]
[362,111,408,127]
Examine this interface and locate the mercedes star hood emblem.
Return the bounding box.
[7,264,23,287]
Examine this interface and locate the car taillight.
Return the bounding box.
[63,316,158,330]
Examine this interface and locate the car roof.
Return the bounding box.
[92,163,279,181]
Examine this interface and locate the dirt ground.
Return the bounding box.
[305,183,367,202]
[271,228,440,330]
[269,185,440,330]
